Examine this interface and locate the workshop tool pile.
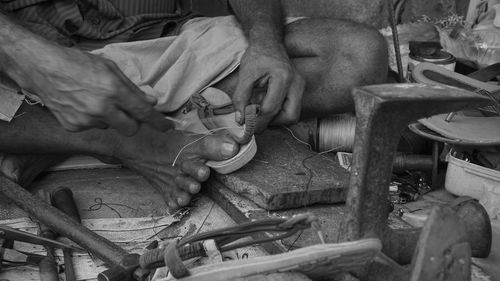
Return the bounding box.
[0,83,494,281]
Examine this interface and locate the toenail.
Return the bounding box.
[222,142,235,157]
[189,183,199,193]
[198,168,208,178]
[177,197,185,205]
[168,201,177,208]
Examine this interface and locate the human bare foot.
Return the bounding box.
[111,127,239,210]
[0,153,68,186]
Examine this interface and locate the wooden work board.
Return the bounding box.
[211,128,350,211]
[204,179,410,255]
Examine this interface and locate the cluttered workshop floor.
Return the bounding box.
[0,168,273,281]
[0,116,499,281]
[0,166,497,281]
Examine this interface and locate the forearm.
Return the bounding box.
[0,12,58,88]
[228,0,284,49]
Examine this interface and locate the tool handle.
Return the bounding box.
[39,255,59,281]
[51,187,80,281]
[37,190,59,281]
[63,248,77,281]
[51,187,81,223]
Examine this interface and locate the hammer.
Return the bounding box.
[50,186,81,281]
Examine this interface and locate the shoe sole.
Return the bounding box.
[206,136,257,174]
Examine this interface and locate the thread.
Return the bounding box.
[318,114,356,152]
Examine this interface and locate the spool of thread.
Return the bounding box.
[317,114,356,152]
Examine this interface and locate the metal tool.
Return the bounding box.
[0,83,491,281]
[338,83,490,268]
[37,190,60,281]
[0,176,129,268]
[0,240,45,268]
[0,225,82,252]
[51,186,81,281]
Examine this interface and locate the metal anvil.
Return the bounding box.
[337,83,490,280]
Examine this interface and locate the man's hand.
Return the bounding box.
[228,0,305,131]
[234,43,305,131]
[24,48,173,136]
[0,12,171,136]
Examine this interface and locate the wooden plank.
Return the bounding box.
[212,128,350,210]
[205,178,351,254]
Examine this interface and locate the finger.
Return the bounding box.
[233,75,257,124]
[271,74,305,125]
[104,107,140,136]
[114,71,174,132]
[253,72,290,131]
[261,71,291,120]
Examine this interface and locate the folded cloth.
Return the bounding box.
[0,82,24,122]
[0,16,247,123]
[92,15,248,113]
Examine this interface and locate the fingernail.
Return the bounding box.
[222,142,236,157]
[235,111,242,124]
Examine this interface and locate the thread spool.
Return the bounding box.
[317,114,356,152]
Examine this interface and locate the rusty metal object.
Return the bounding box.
[50,187,82,281]
[338,83,490,264]
[0,176,128,266]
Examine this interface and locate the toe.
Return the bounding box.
[197,135,239,161]
[150,179,180,210]
[175,191,191,207]
[175,175,202,194]
[180,160,210,182]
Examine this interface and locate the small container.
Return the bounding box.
[445,150,500,219]
[407,48,456,81]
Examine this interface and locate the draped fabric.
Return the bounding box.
[0,0,197,49]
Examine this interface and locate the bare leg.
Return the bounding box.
[215,18,388,120]
[0,104,239,210]
[0,153,68,186]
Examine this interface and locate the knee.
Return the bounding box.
[328,24,389,85]
[353,25,388,68]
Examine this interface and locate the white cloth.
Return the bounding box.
[0,15,247,121]
[92,15,248,112]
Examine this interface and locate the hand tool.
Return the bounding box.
[0,225,82,252]
[0,83,492,281]
[51,186,81,281]
[37,189,59,281]
[0,223,79,279]
[0,239,45,268]
[0,175,129,268]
